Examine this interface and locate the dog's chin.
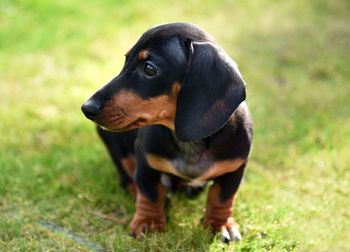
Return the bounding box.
[97,125,132,132]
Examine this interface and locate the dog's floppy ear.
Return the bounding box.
[175,41,246,142]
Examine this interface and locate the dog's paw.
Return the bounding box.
[130,218,166,239]
[204,217,242,243]
[220,218,242,243]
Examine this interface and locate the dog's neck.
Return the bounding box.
[169,129,208,152]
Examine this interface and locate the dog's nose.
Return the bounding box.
[81,99,103,121]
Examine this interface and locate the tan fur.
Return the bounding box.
[146,154,185,178]
[146,154,244,184]
[138,49,149,61]
[204,183,237,232]
[97,82,180,131]
[130,185,167,238]
[126,181,137,197]
[121,155,137,196]
[121,155,136,178]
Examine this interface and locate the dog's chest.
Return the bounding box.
[171,141,213,178]
[146,141,244,186]
[145,139,216,184]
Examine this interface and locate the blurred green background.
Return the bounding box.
[1,0,349,251]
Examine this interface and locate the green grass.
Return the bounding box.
[1,0,350,251]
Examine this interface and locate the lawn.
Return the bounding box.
[1,0,349,251]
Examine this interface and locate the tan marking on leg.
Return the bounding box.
[203,183,236,232]
[130,185,167,238]
[126,182,137,197]
[121,155,136,178]
[120,155,136,197]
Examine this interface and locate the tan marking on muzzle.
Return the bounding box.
[98,82,180,131]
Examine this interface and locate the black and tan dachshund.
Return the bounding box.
[81,22,253,242]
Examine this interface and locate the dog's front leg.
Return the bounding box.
[130,155,167,238]
[203,163,246,243]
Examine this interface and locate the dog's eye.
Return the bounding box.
[143,62,158,77]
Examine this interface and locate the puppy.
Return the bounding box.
[81,22,253,242]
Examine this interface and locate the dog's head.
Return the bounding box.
[81,22,246,142]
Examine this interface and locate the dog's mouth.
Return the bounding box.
[96,116,151,132]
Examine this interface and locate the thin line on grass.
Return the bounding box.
[37,220,107,252]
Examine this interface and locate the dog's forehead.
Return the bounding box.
[125,23,213,64]
[128,37,187,65]
[154,37,187,64]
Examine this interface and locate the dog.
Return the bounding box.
[81,22,253,242]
